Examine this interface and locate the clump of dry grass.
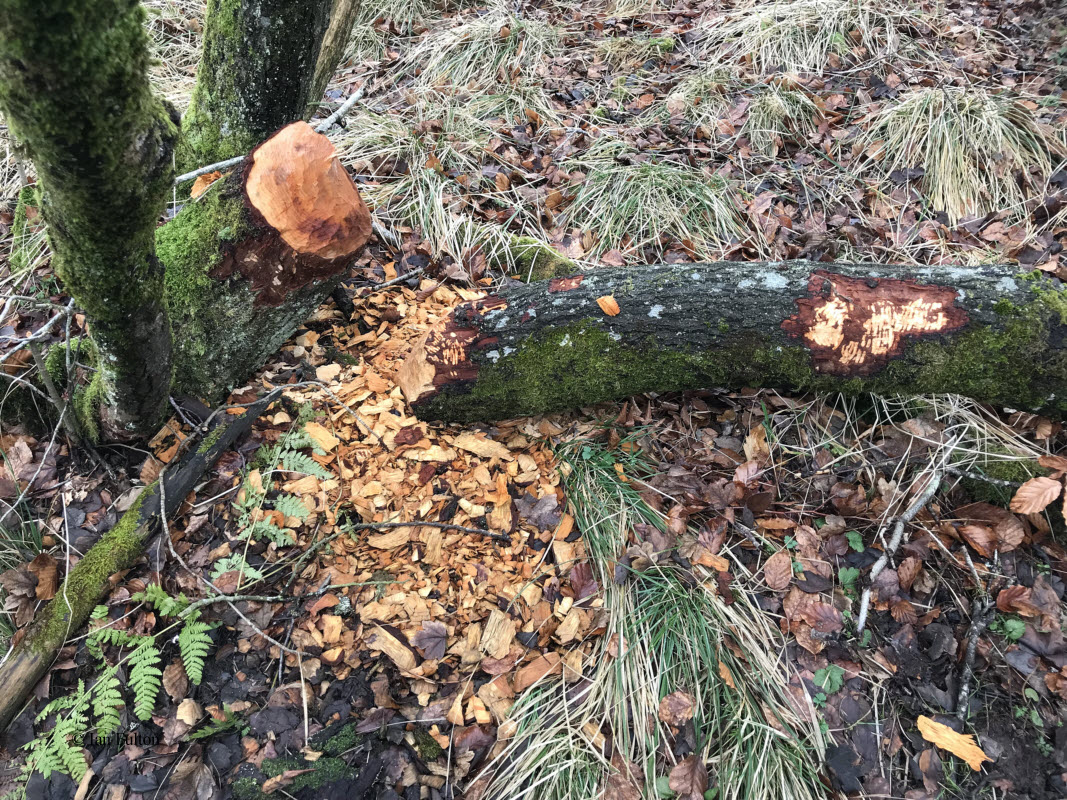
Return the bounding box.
[652,68,735,128]
[863,85,1063,222]
[143,0,204,110]
[704,0,925,75]
[596,34,675,69]
[742,84,820,156]
[562,138,747,260]
[473,437,827,799]
[331,95,545,267]
[405,2,559,121]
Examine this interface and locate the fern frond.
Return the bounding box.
[210,554,263,582]
[128,640,163,721]
[279,450,331,479]
[27,680,91,780]
[132,583,191,617]
[91,668,124,737]
[246,519,294,546]
[272,493,311,521]
[86,626,143,661]
[178,616,213,685]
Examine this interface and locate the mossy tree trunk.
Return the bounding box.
[310,0,362,106]
[177,0,333,170]
[0,0,179,437]
[399,261,1067,421]
[159,122,372,399]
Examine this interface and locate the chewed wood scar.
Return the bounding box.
[781,271,969,376]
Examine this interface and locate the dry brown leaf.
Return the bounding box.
[596,295,621,316]
[763,550,794,591]
[261,769,314,794]
[1009,476,1062,515]
[955,502,1025,552]
[668,756,708,799]
[959,524,996,558]
[916,715,992,771]
[657,691,695,728]
[1037,454,1067,476]
[176,698,203,726]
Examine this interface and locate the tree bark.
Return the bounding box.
[177,0,332,170]
[0,390,278,734]
[399,261,1067,421]
[310,0,362,106]
[0,0,178,437]
[159,122,372,399]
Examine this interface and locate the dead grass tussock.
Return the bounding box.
[864,85,1063,222]
[143,0,204,110]
[596,34,675,69]
[409,3,558,87]
[743,84,821,156]
[652,68,735,128]
[331,96,541,267]
[704,0,926,75]
[475,437,826,800]
[563,138,748,260]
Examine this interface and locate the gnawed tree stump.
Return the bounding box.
[158,121,372,400]
[398,261,1067,421]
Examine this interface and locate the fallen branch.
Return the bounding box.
[399,261,1067,422]
[0,390,278,733]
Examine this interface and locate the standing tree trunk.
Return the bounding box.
[0,0,178,437]
[399,261,1067,421]
[160,122,372,398]
[311,0,362,106]
[177,0,332,170]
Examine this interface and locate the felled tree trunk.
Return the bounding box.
[177,0,332,170]
[399,261,1067,421]
[158,122,372,399]
[0,0,178,436]
[0,390,278,734]
[310,0,362,106]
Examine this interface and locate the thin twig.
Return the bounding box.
[956,596,994,719]
[173,83,367,186]
[856,442,956,634]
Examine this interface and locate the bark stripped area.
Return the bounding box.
[399,297,508,402]
[159,122,371,399]
[399,261,1067,422]
[781,271,971,376]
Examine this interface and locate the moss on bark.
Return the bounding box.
[0,0,178,436]
[157,170,354,400]
[177,0,331,170]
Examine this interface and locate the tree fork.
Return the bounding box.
[0,0,179,436]
[159,121,372,400]
[399,261,1067,421]
[0,390,279,734]
[177,0,332,170]
[310,0,363,107]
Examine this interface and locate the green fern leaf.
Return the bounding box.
[246,519,293,546]
[91,668,124,737]
[210,554,263,582]
[279,450,331,479]
[179,617,213,685]
[272,493,310,521]
[128,640,163,721]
